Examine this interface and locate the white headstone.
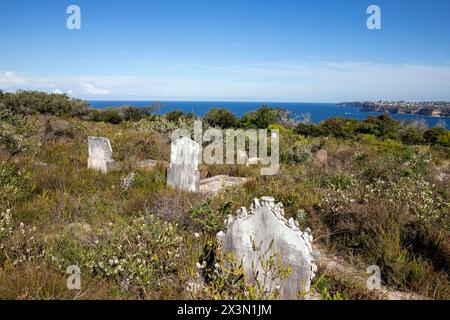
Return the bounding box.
[217,197,317,299]
[167,136,200,192]
[87,136,116,173]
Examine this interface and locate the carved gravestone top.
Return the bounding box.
[169,136,200,166]
[88,136,113,160]
[217,197,317,299]
[167,136,201,192]
[87,136,115,173]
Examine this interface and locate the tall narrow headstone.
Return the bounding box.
[87,136,116,173]
[167,136,200,192]
[217,197,317,299]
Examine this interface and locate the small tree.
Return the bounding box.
[253,105,277,129]
[165,110,185,123]
[120,106,150,122]
[239,105,278,129]
[424,127,449,146]
[401,127,426,145]
[203,108,237,129]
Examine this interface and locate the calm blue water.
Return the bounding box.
[89,101,449,128]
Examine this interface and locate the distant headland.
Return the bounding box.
[337,101,450,118]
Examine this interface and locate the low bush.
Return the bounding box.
[203,108,238,129]
[188,198,230,234]
[424,127,450,147]
[239,105,279,129]
[0,162,34,210]
[0,209,45,267]
[49,214,182,293]
[90,108,123,124]
[0,90,89,117]
[165,110,196,123]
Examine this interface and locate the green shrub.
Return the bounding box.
[294,122,321,137]
[292,113,440,146]
[283,140,313,163]
[90,108,123,124]
[119,106,152,122]
[0,104,23,126]
[424,127,450,147]
[402,127,426,145]
[0,209,45,266]
[319,117,361,139]
[312,275,346,300]
[188,198,230,234]
[326,172,355,191]
[0,104,29,154]
[203,108,237,129]
[165,110,185,123]
[50,215,182,291]
[0,90,89,117]
[364,114,401,140]
[0,162,34,209]
[239,105,278,129]
[0,123,26,155]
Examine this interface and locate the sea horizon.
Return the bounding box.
[89,100,449,128]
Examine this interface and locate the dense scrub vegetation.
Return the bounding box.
[295,115,450,148]
[0,90,89,117]
[0,90,449,299]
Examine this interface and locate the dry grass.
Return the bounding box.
[0,264,123,300]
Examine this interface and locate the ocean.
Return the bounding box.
[89,101,449,128]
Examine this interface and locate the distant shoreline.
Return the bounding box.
[336,101,450,119]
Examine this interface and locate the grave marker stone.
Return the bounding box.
[167,136,201,192]
[217,197,317,299]
[87,136,116,173]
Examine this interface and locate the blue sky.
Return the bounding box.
[1,0,450,101]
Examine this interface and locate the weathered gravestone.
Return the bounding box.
[87,136,116,173]
[315,149,328,166]
[167,136,201,192]
[217,196,318,299]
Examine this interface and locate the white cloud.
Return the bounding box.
[81,83,110,96]
[1,60,450,101]
[0,71,27,88]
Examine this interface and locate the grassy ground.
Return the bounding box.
[0,114,449,300]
